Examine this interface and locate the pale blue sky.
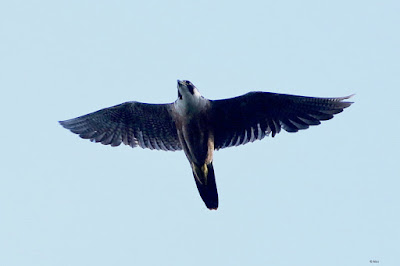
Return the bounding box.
[1,1,399,265]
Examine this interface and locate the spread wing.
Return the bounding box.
[59,102,182,151]
[210,92,353,150]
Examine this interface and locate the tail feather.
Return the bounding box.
[192,162,218,210]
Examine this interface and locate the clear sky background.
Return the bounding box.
[1,1,399,265]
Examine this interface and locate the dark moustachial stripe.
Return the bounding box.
[186,84,194,95]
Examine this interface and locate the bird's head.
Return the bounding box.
[177,80,202,100]
[175,80,207,115]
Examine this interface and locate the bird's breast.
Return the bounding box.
[176,110,214,165]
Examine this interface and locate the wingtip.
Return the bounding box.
[335,93,355,102]
[336,94,354,108]
[343,93,355,102]
[58,119,69,128]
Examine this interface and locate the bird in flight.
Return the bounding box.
[59,80,353,210]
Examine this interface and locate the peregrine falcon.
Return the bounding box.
[59,80,353,210]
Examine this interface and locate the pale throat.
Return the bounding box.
[174,92,208,117]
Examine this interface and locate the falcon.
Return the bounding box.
[59,80,353,210]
